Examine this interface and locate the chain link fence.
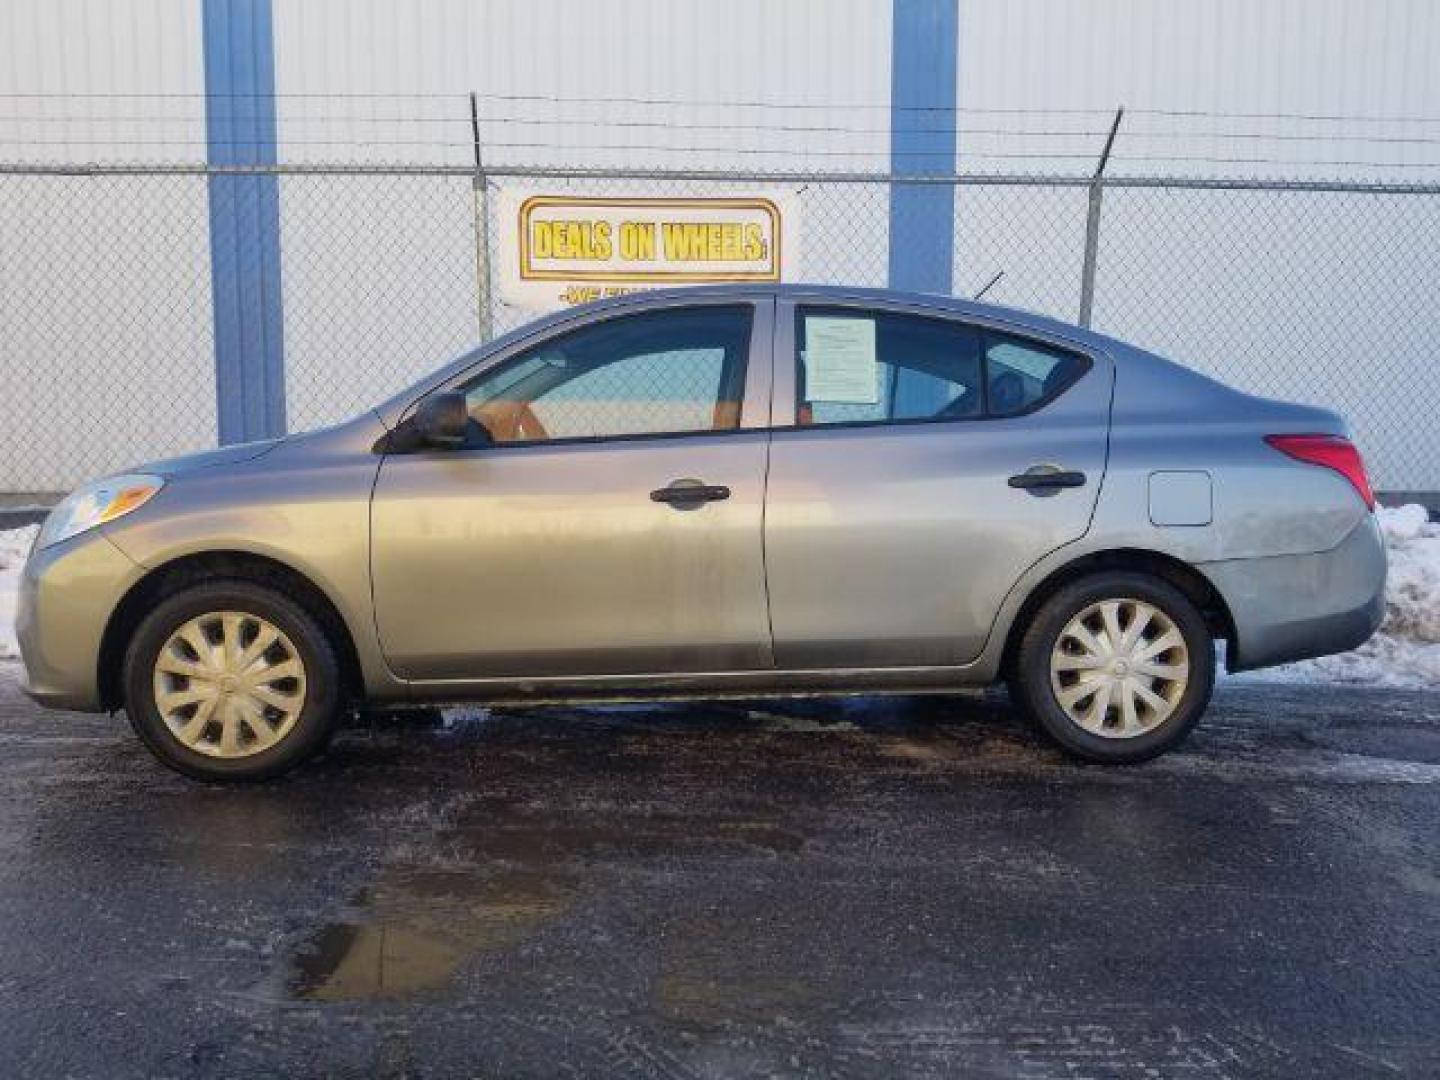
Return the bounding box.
[1092,181,1440,497]
[2,164,1437,494]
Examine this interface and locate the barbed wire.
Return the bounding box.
[12,111,1440,149]
[4,139,1439,171]
[2,160,1438,194]
[8,94,1440,172]
[7,91,1440,126]
[0,113,1111,137]
[0,91,1107,113]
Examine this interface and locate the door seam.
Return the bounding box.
[759,294,779,668]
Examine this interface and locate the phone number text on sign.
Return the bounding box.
[496,192,798,311]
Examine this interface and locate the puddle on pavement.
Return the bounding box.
[282,695,1043,1003]
[285,807,805,1002]
[288,866,570,1001]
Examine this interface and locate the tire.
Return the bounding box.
[123,579,342,782]
[1009,571,1215,764]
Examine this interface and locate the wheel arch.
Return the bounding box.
[97,550,365,711]
[999,547,1237,680]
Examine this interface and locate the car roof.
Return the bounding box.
[581,283,1115,351]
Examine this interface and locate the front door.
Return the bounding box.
[764,301,1113,669]
[371,301,774,680]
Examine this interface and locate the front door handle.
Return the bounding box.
[650,479,731,509]
[1008,467,1087,494]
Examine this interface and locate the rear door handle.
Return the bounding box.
[650,479,731,508]
[1008,468,1087,492]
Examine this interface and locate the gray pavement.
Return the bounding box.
[0,664,1436,1078]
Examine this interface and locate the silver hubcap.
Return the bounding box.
[152,611,307,759]
[1049,599,1189,739]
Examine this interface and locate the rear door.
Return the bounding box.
[764,299,1113,669]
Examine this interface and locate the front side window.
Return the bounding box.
[462,306,752,443]
[795,308,1086,427]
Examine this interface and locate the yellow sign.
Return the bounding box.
[496,191,798,311]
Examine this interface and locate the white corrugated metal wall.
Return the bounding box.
[8,1,1434,173]
[2,0,1439,490]
[0,1,215,490]
[0,0,208,164]
[954,0,1440,493]
[274,0,891,170]
[961,0,1440,179]
[269,0,894,429]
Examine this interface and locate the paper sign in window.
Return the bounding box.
[804,317,878,404]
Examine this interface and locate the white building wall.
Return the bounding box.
[0,0,215,492]
[271,0,893,171]
[0,0,209,165]
[960,0,1440,180]
[955,0,1440,490]
[269,0,895,429]
[1,1,1438,489]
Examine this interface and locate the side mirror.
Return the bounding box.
[413,391,471,449]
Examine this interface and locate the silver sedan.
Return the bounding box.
[17,286,1386,780]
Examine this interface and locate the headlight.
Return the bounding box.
[38,473,164,550]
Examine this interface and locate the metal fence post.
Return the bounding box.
[1078,107,1124,329]
[470,91,494,343]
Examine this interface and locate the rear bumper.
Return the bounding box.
[17,531,141,713]
[1200,514,1387,672]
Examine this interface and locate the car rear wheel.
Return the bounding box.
[1010,571,1215,764]
[123,580,342,782]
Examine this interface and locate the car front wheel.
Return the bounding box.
[123,579,342,782]
[1010,571,1215,764]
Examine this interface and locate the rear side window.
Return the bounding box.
[794,308,1086,427]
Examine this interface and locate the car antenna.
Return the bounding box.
[973,270,1004,301]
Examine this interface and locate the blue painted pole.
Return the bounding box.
[203,0,286,444]
[889,0,958,415]
[889,0,958,292]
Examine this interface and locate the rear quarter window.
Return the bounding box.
[984,335,1088,417]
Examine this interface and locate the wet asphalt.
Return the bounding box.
[0,666,1436,1079]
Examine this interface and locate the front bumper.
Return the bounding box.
[1201,514,1388,672]
[17,530,142,712]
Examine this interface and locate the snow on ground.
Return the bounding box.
[0,508,1435,686]
[0,526,39,660]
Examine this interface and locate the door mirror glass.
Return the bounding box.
[413,391,472,449]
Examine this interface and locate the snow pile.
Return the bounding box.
[1244,504,1440,689]
[0,526,39,660]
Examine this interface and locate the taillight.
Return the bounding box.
[1264,434,1376,511]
